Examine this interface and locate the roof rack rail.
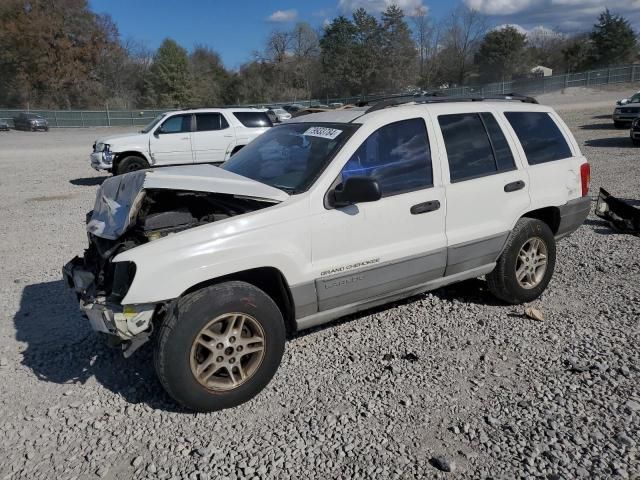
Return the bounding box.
[364,93,538,113]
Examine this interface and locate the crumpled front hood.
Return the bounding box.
[95,132,147,147]
[87,165,289,240]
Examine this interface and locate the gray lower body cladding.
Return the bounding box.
[315,249,447,312]
[292,231,509,327]
[556,196,591,240]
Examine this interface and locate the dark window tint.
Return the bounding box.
[439,113,496,182]
[480,113,515,172]
[233,112,273,128]
[159,114,191,134]
[195,113,228,131]
[341,118,432,197]
[504,112,572,165]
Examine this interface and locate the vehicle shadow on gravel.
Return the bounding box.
[584,137,635,148]
[69,176,108,186]
[579,123,620,130]
[14,280,184,412]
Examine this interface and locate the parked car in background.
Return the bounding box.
[65,94,590,412]
[90,108,272,175]
[630,118,640,146]
[613,92,640,128]
[270,107,292,122]
[264,109,278,125]
[0,120,9,131]
[13,113,49,131]
[329,102,344,109]
[282,104,305,114]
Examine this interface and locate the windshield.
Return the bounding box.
[141,113,166,133]
[222,123,358,193]
[630,93,640,103]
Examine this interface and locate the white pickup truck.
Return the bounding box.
[66,94,590,412]
[90,108,272,175]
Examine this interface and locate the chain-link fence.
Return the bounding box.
[0,109,166,129]
[2,64,639,128]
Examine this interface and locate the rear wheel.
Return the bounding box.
[487,218,556,304]
[632,138,640,147]
[115,155,149,175]
[154,281,286,412]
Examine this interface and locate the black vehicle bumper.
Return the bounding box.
[555,196,591,240]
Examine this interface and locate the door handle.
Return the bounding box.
[224,134,233,138]
[504,180,525,192]
[180,136,189,140]
[410,200,440,215]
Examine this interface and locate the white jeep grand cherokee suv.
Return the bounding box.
[65,95,591,412]
[90,108,272,175]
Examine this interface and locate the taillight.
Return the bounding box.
[580,163,590,197]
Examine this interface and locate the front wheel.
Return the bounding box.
[487,218,556,304]
[115,155,149,175]
[154,281,286,412]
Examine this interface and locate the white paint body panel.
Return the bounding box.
[90,108,271,170]
[110,101,587,313]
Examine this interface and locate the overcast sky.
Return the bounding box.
[89,0,640,69]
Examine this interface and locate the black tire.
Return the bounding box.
[632,138,640,147]
[115,155,149,175]
[154,281,286,412]
[487,218,556,304]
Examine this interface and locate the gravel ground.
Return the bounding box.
[0,91,639,480]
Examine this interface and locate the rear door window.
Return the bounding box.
[439,113,515,182]
[195,113,228,131]
[504,112,572,165]
[233,112,273,128]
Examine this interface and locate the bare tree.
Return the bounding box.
[442,5,486,85]
[411,6,441,88]
[266,30,292,64]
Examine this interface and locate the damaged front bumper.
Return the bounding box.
[90,151,113,171]
[595,188,640,236]
[63,257,156,356]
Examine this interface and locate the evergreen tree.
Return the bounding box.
[589,9,637,67]
[381,5,417,91]
[319,16,358,96]
[352,8,383,95]
[146,38,192,107]
[475,26,529,82]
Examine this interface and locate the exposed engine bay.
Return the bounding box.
[77,189,274,302]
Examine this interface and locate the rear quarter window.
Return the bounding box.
[233,112,273,128]
[504,112,572,165]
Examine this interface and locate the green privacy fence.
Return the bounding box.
[2,64,639,128]
[0,109,166,128]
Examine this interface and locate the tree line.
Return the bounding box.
[0,0,637,109]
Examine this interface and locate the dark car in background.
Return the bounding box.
[0,120,9,131]
[613,92,640,128]
[13,113,49,131]
[630,118,640,146]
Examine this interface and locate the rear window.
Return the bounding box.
[439,113,515,182]
[196,113,229,131]
[504,112,572,165]
[233,112,273,128]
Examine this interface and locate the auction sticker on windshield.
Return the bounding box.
[304,126,342,140]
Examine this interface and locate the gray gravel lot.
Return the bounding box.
[0,91,639,480]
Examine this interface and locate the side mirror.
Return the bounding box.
[332,176,381,207]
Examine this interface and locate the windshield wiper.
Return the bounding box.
[272,185,298,194]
